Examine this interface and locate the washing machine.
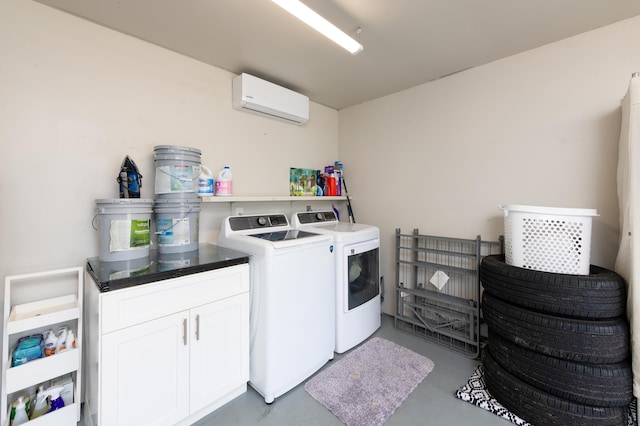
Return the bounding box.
[292,211,380,353]
[217,213,335,403]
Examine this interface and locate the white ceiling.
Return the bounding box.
[35,0,640,110]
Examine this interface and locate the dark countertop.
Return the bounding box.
[86,243,250,292]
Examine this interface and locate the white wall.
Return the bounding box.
[340,16,640,314]
[3,1,640,325]
[0,0,338,314]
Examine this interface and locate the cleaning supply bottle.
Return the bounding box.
[55,327,68,353]
[45,387,65,413]
[30,386,49,420]
[44,329,57,357]
[197,165,214,197]
[11,396,29,425]
[215,166,233,196]
[67,329,76,349]
[334,161,343,196]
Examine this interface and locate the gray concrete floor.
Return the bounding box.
[190,314,509,426]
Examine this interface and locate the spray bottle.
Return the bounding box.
[45,386,65,413]
[11,396,29,425]
[30,385,49,420]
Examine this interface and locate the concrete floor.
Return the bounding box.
[191,314,509,426]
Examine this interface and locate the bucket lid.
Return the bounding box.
[153,145,202,155]
[96,198,154,205]
[154,198,201,206]
[499,204,598,217]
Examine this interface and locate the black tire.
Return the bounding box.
[480,254,626,319]
[487,331,633,407]
[482,348,628,425]
[482,292,629,364]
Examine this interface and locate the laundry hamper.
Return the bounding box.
[501,204,598,276]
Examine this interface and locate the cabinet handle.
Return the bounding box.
[183,318,187,346]
[196,314,200,341]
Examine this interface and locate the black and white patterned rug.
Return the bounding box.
[456,364,638,426]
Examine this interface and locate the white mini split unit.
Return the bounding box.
[232,73,309,124]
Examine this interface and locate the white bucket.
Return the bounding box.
[154,198,200,254]
[154,145,202,198]
[95,198,153,262]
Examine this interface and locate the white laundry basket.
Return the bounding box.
[500,204,598,275]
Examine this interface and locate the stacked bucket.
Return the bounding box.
[94,145,202,263]
[153,145,201,255]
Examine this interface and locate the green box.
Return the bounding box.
[290,168,318,196]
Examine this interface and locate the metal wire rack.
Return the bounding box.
[395,229,503,358]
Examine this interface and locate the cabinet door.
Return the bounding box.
[101,311,190,426]
[190,293,249,413]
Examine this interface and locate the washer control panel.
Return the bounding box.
[229,214,289,231]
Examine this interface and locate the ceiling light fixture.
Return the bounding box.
[272,0,363,55]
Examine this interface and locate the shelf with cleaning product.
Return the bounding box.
[2,267,83,426]
[200,195,348,203]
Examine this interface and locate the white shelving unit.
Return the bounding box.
[200,195,347,203]
[2,267,83,426]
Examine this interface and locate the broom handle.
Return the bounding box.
[342,176,356,224]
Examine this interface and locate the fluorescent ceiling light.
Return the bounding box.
[272,0,363,55]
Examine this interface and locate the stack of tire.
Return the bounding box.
[479,254,633,426]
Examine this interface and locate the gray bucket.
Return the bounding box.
[154,145,202,198]
[95,198,153,262]
[154,198,200,253]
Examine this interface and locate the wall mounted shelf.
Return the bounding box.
[200,196,347,203]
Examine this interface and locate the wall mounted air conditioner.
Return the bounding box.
[232,73,309,125]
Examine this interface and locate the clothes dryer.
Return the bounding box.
[292,211,380,353]
[218,214,335,403]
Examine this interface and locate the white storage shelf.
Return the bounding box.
[7,295,79,335]
[2,267,83,426]
[201,195,347,203]
[5,348,80,394]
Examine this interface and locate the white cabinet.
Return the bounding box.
[101,311,190,425]
[1,267,83,426]
[84,263,249,426]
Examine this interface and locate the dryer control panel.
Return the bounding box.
[294,211,337,225]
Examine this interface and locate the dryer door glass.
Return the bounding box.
[347,247,379,310]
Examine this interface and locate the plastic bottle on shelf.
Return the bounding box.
[45,387,65,413]
[67,329,76,349]
[215,166,233,196]
[44,329,57,357]
[55,327,68,353]
[11,396,29,425]
[197,165,214,197]
[30,386,49,420]
[334,161,343,196]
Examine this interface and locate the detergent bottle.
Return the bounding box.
[55,327,68,353]
[44,329,57,357]
[215,166,233,196]
[197,165,214,197]
[30,386,49,420]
